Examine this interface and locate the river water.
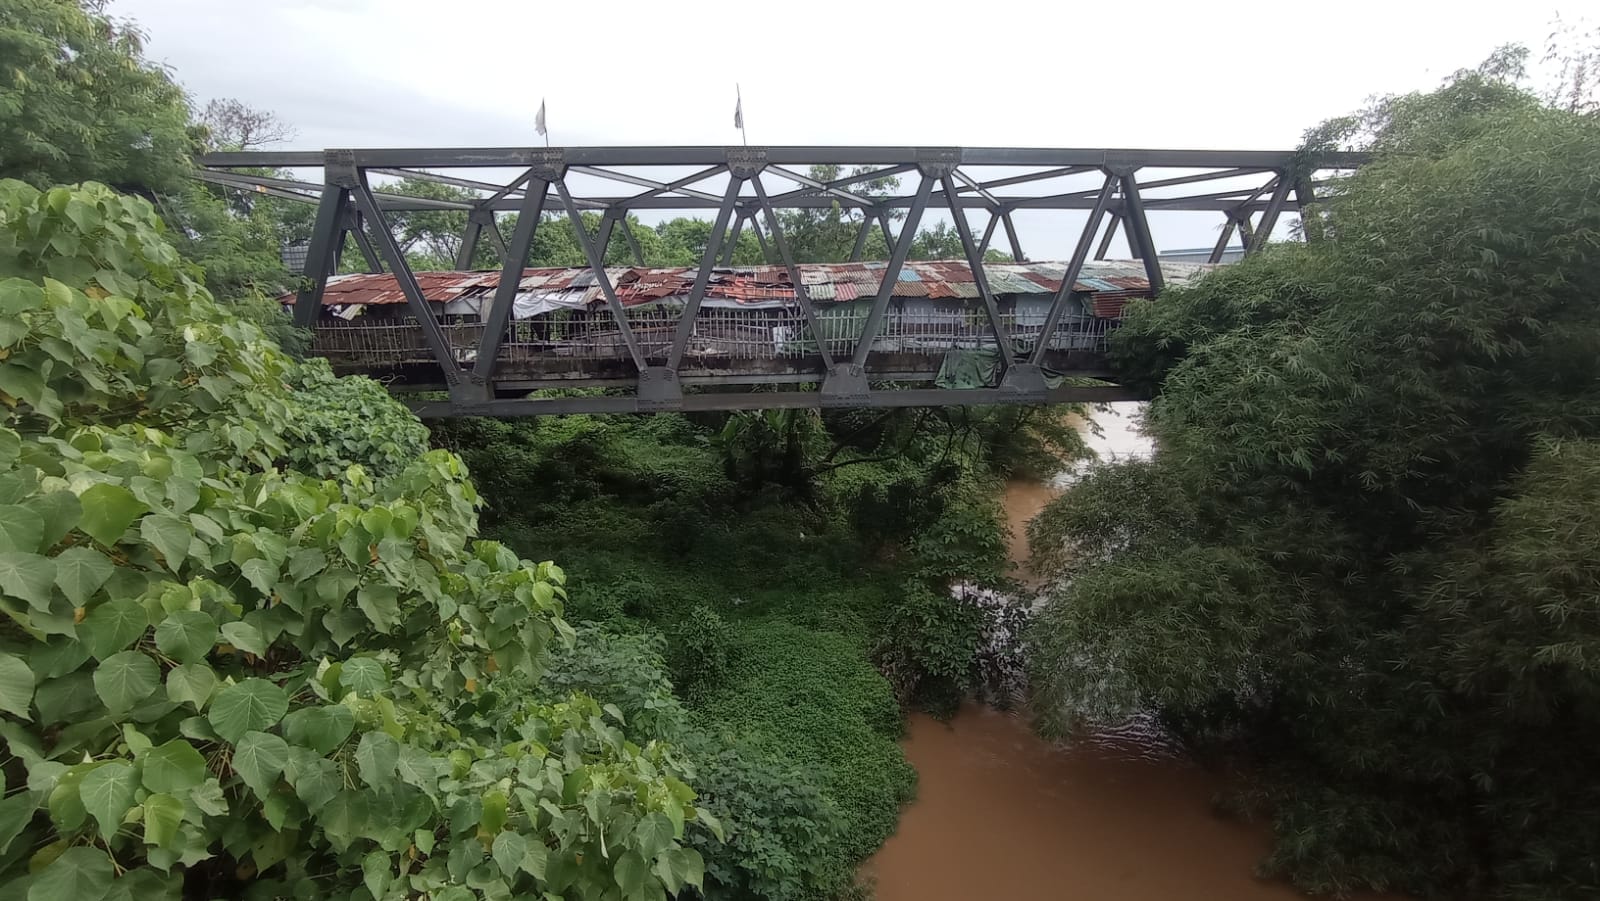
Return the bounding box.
[1003,403,1151,584]
[864,403,1393,901]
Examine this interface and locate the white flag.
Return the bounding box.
[535,99,547,137]
[733,95,743,130]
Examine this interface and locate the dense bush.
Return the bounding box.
[692,620,914,867]
[875,582,1035,717]
[0,181,716,901]
[283,361,431,481]
[905,481,1009,586]
[666,606,732,698]
[534,619,845,901]
[572,572,665,623]
[873,584,981,715]
[537,623,689,741]
[1028,65,1600,899]
[676,733,841,901]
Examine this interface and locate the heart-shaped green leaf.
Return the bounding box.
[208,678,287,742]
[92,650,158,714]
[232,730,289,799]
[155,610,218,665]
[76,483,147,547]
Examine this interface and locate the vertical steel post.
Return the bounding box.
[751,175,835,367]
[348,208,384,273]
[475,213,509,260]
[1031,175,1116,367]
[849,216,873,261]
[346,207,383,273]
[721,212,747,266]
[1095,213,1121,261]
[1225,177,1274,256]
[666,177,745,370]
[556,179,646,370]
[1248,174,1294,254]
[329,222,350,276]
[293,183,349,328]
[472,174,550,384]
[748,215,771,263]
[1295,178,1324,243]
[979,213,1000,257]
[618,215,646,265]
[454,216,483,270]
[1208,215,1239,264]
[596,211,619,265]
[876,212,896,258]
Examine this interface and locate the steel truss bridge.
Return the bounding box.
[196,146,1366,417]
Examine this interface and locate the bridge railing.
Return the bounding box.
[311,308,1112,377]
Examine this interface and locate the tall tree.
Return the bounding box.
[0,0,193,193]
[1029,49,1600,900]
[197,98,296,151]
[907,220,1014,262]
[1544,15,1600,114]
[654,216,763,266]
[777,165,897,262]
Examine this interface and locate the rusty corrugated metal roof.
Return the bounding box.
[291,259,1211,317]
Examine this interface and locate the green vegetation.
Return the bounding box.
[16,4,1600,900]
[0,181,728,900]
[432,400,1074,898]
[1028,50,1600,900]
[0,0,192,194]
[0,167,1056,901]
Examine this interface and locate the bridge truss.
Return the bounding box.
[195,146,1366,416]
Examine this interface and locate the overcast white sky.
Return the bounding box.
[112,0,1572,255]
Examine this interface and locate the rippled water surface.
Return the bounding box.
[862,704,1316,901]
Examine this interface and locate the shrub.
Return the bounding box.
[282,360,430,481]
[537,623,688,741]
[677,732,841,901]
[906,482,1009,586]
[0,181,716,901]
[873,584,981,716]
[667,605,732,698]
[692,620,914,867]
[570,571,664,623]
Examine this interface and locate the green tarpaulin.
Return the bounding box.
[933,346,1080,389]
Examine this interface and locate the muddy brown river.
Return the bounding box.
[864,404,1398,901]
[863,704,1312,901]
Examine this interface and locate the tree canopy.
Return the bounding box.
[1028,56,1600,900]
[0,179,717,900]
[0,0,193,194]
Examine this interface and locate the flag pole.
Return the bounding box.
[736,84,747,146]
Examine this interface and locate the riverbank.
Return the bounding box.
[865,405,1404,901]
[444,403,1400,900]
